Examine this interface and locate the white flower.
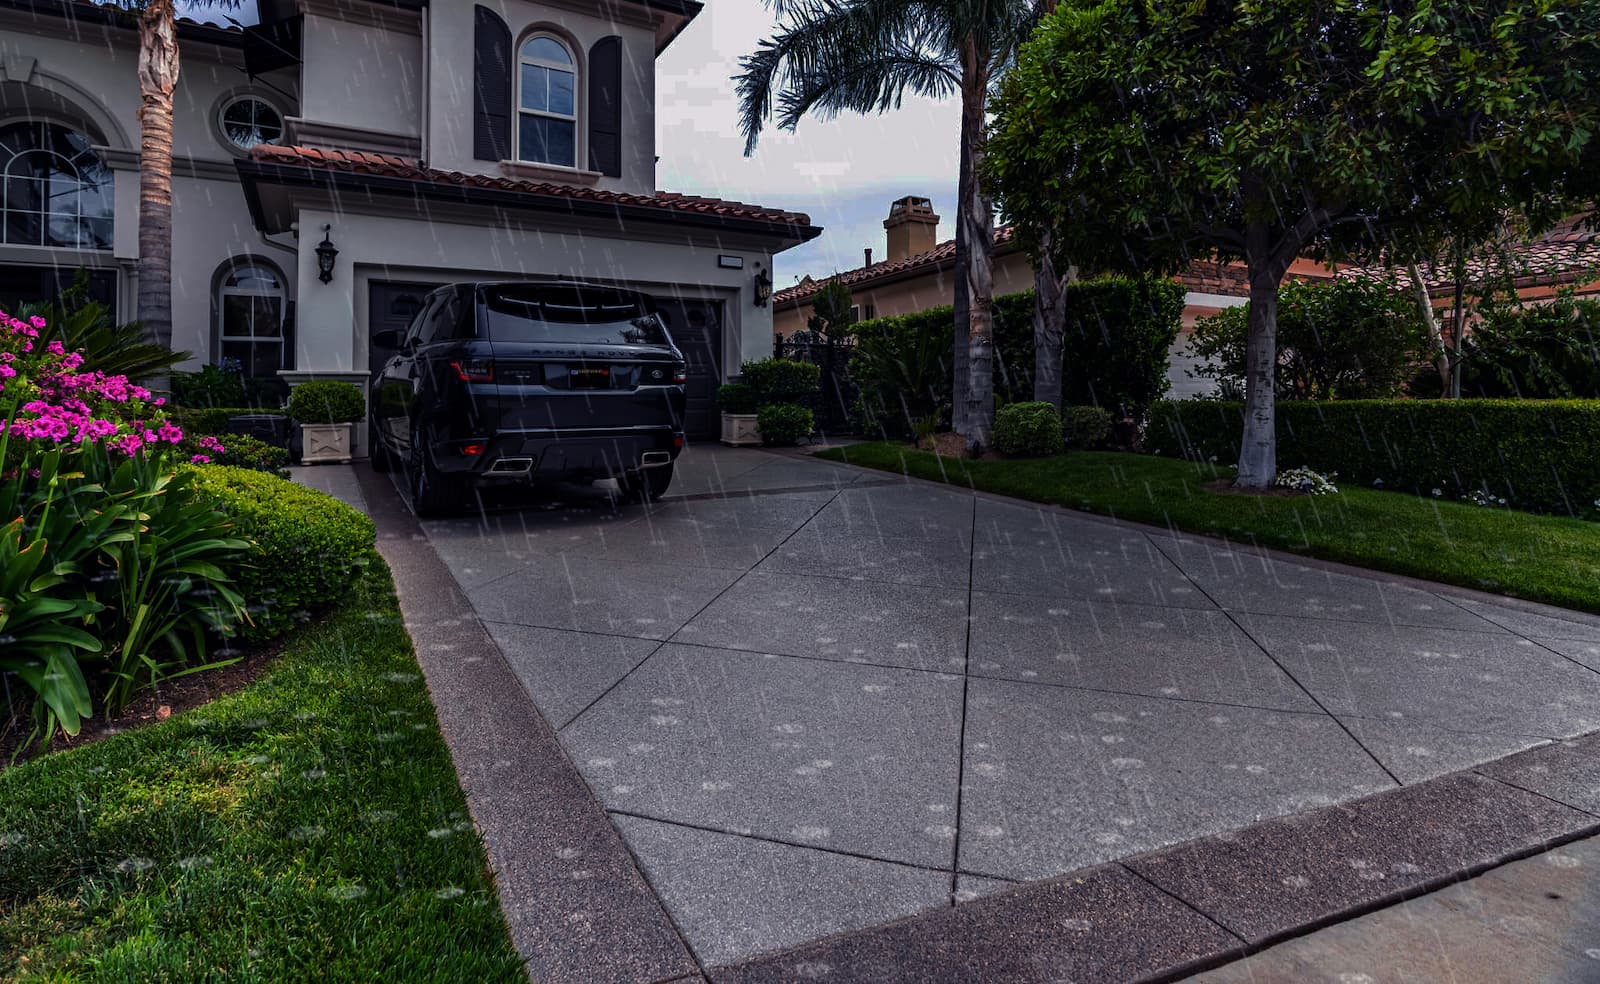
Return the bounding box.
[1431,488,1442,497]
[1273,467,1338,496]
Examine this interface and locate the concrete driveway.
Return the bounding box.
[384,444,1600,969]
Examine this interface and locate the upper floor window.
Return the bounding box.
[518,35,577,168]
[0,121,113,250]
[219,96,284,152]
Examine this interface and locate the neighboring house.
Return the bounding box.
[0,0,820,442]
[774,196,1336,400]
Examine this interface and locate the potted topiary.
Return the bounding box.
[287,379,365,464]
[718,381,761,446]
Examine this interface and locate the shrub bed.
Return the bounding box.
[189,466,376,641]
[994,401,1063,457]
[167,405,287,437]
[1146,399,1600,517]
[1062,405,1114,448]
[757,403,814,446]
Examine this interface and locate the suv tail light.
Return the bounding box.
[450,358,494,382]
[672,365,687,384]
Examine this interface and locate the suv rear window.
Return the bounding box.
[482,287,670,346]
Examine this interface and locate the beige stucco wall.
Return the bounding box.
[0,15,300,367]
[424,0,657,194]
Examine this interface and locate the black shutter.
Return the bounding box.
[473,6,512,161]
[588,35,623,177]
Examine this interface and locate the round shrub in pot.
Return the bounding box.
[287,380,365,464]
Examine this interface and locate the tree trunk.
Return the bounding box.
[950,110,973,437]
[1032,236,1069,408]
[1237,223,1280,488]
[1449,273,1466,399]
[1406,262,1451,389]
[136,0,179,353]
[956,39,995,449]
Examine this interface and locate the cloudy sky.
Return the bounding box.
[185,0,960,285]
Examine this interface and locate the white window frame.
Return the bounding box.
[0,120,113,251]
[215,260,287,376]
[516,33,580,169]
[216,95,285,153]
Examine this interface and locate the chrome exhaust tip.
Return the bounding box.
[487,457,534,474]
[640,451,672,467]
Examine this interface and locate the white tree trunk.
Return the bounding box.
[1237,228,1280,488]
[1032,239,1069,408]
[1406,263,1450,390]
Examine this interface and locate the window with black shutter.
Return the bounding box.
[588,35,622,177]
[472,6,512,161]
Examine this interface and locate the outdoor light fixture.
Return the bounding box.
[753,264,772,307]
[314,224,339,284]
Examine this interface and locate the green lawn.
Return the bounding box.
[819,443,1600,615]
[0,561,524,983]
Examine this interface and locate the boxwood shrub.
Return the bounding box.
[288,380,365,424]
[188,466,377,641]
[757,403,814,446]
[1146,399,1600,516]
[168,406,287,437]
[1062,405,1114,449]
[994,401,1063,457]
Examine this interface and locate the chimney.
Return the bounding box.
[883,196,939,262]
[864,247,873,267]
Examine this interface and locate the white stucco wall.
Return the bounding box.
[0,17,300,366]
[289,206,773,378]
[425,0,657,194]
[298,10,423,142]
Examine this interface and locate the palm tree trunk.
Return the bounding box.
[956,39,995,449]
[1237,220,1279,488]
[1032,236,1068,407]
[950,112,972,437]
[136,0,179,353]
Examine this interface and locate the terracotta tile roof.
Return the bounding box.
[1338,225,1600,293]
[248,144,818,232]
[6,0,247,34]
[775,226,1019,305]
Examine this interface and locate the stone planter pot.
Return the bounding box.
[720,412,761,447]
[298,422,354,464]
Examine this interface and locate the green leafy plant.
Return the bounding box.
[756,403,814,447]
[181,432,288,473]
[287,380,366,424]
[993,401,1063,457]
[187,466,376,642]
[739,358,821,406]
[1455,292,1600,400]
[166,405,288,438]
[716,382,759,414]
[849,313,953,438]
[170,361,247,407]
[1061,405,1114,448]
[17,274,189,383]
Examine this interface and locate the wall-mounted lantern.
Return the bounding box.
[314,224,339,284]
[753,264,772,307]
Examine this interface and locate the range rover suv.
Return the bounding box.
[369,281,688,515]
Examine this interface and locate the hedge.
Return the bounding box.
[188,466,377,641]
[1146,399,1600,516]
[168,406,286,436]
[994,402,1063,457]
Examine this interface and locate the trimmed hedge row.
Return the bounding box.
[1146,399,1600,516]
[188,466,377,641]
[168,406,287,436]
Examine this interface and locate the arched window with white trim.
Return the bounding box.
[214,260,286,378]
[517,34,577,167]
[0,120,113,249]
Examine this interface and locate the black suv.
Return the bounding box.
[369,281,688,515]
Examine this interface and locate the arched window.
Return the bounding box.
[215,260,286,378]
[0,121,113,250]
[517,34,577,167]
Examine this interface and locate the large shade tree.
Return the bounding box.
[736,0,1037,448]
[987,0,1600,486]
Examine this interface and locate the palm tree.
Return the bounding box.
[736,0,1037,449]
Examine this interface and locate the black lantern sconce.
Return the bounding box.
[314,224,339,284]
[753,263,772,307]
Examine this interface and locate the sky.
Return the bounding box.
[182,0,961,286]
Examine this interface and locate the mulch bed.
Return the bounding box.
[0,632,293,769]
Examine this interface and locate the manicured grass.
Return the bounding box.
[819,443,1600,615]
[0,560,523,983]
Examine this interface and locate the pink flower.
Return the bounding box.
[189,454,212,464]
[157,422,183,443]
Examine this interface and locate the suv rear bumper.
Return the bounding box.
[434,425,683,481]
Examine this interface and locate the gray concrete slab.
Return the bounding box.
[800,483,976,542]
[483,623,661,729]
[967,592,1315,711]
[667,447,870,497]
[958,677,1395,881]
[673,571,970,674]
[466,553,743,639]
[1477,731,1600,815]
[953,873,1017,903]
[1242,614,1600,738]
[561,643,964,868]
[613,814,951,969]
[1452,597,1600,642]
[1540,636,1600,672]
[630,489,841,531]
[757,525,973,588]
[1128,772,1597,945]
[711,863,1243,983]
[1335,714,1554,784]
[287,463,369,512]
[1185,833,1600,984]
[1159,536,1502,630]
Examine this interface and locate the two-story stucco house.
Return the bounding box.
[0,0,820,442]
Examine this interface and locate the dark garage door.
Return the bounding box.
[369,281,444,373]
[654,298,723,441]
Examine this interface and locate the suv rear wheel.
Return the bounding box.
[408,430,465,517]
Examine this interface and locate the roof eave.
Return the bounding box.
[0,0,245,45]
